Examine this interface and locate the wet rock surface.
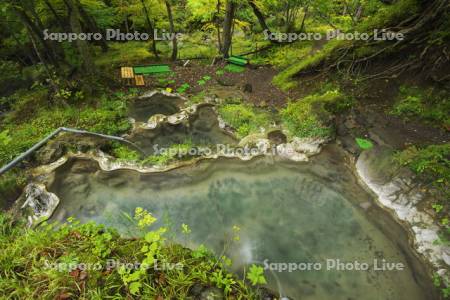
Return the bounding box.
[356,146,450,278]
[21,183,59,226]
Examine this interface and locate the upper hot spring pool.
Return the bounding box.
[48,146,434,300]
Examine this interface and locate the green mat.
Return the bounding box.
[356,138,374,150]
[226,55,248,66]
[133,64,171,75]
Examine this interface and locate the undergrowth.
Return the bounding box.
[0,209,264,299]
[217,99,273,138]
[390,85,450,128]
[280,89,353,139]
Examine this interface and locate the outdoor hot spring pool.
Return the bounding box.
[47,146,433,300]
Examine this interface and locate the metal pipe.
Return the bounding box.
[0,127,144,175]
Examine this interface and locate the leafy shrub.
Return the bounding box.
[111,144,140,162]
[280,90,350,138]
[0,210,259,298]
[391,86,450,128]
[218,101,272,138]
[394,144,449,185]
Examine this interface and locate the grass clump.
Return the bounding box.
[280,90,352,139]
[0,209,261,299]
[390,85,450,128]
[217,100,272,138]
[224,64,246,73]
[0,89,132,166]
[111,143,141,162]
[0,170,26,209]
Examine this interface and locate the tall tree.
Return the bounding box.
[12,5,60,67]
[221,0,235,57]
[248,0,279,43]
[64,0,95,77]
[43,0,68,31]
[140,0,158,58]
[78,4,109,52]
[164,0,177,61]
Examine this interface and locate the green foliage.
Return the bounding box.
[176,83,191,94]
[224,64,246,73]
[0,170,26,209]
[111,143,140,162]
[394,143,450,245]
[255,41,313,68]
[0,210,259,299]
[433,273,450,299]
[273,39,343,91]
[391,86,450,128]
[0,89,131,166]
[247,264,267,286]
[217,101,272,138]
[394,144,449,186]
[0,60,23,93]
[280,90,350,139]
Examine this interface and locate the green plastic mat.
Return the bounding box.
[356,138,374,150]
[133,65,171,75]
[226,55,248,66]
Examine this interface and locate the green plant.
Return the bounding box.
[210,269,236,295]
[280,90,349,139]
[177,83,190,94]
[247,265,267,286]
[224,64,245,73]
[218,102,272,138]
[391,86,450,128]
[111,144,140,162]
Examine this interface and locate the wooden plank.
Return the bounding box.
[135,75,145,86]
[121,67,134,79]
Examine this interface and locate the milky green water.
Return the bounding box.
[49,148,434,300]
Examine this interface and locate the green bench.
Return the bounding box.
[226,55,249,66]
[133,64,171,75]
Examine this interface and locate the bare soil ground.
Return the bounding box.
[123,60,290,107]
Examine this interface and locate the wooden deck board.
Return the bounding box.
[135,75,145,86]
[121,67,134,79]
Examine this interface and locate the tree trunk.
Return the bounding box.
[78,4,109,52]
[65,0,95,77]
[221,0,235,58]
[248,0,279,44]
[216,0,222,52]
[13,7,59,67]
[26,29,59,92]
[140,0,158,58]
[299,6,309,33]
[165,0,177,61]
[43,0,68,30]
